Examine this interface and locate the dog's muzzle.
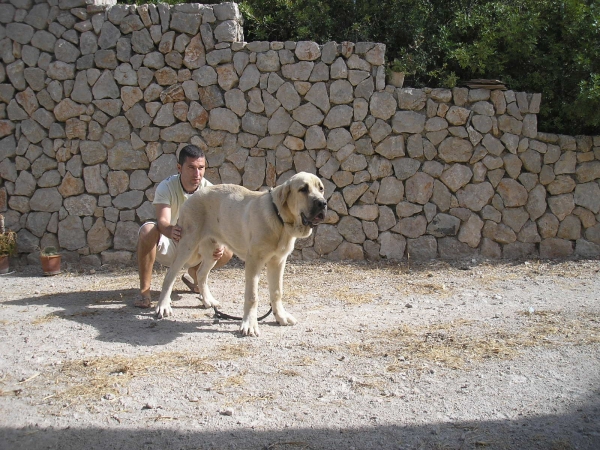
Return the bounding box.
[302,198,327,227]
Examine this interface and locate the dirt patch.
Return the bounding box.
[1,258,599,449]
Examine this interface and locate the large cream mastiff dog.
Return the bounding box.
[155,172,327,336]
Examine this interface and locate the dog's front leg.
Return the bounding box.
[156,264,179,318]
[240,257,264,337]
[156,240,195,318]
[266,258,297,326]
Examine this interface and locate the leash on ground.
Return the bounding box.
[212,307,273,321]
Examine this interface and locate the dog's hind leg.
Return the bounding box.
[155,236,197,319]
[266,257,297,326]
[195,239,220,308]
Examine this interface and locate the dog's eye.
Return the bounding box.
[299,185,309,193]
[319,185,324,192]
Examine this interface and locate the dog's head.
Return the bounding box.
[273,172,327,237]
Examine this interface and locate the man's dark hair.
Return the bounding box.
[178,144,205,166]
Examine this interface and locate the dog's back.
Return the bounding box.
[177,184,282,259]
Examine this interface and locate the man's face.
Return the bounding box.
[178,156,206,190]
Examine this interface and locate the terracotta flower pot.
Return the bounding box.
[0,255,8,274]
[387,71,405,88]
[40,254,61,276]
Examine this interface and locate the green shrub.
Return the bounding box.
[241,0,599,135]
[115,1,600,135]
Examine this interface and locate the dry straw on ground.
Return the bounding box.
[53,352,215,403]
[368,310,600,372]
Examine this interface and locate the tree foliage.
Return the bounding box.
[115,1,599,134]
[240,0,600,135]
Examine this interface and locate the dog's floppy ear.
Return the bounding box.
[272,181,290,211]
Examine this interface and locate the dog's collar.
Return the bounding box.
[269,189,284,224]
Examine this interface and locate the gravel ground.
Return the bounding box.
[0,258,599,450]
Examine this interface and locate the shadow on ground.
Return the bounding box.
[4,283,249,346]
[1,400,599,450]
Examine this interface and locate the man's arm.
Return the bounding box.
[155,204,182,242]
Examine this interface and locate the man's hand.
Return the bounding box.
[213,246,224,260]
[168,225,182,242]
[155,204,181,241]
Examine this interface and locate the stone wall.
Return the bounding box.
[0,0,599,267]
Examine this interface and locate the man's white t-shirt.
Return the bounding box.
[153,174,213,225]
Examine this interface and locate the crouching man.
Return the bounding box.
[135,144,233,308]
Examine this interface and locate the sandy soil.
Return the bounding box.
[0,257,599,450]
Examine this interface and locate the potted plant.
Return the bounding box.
[386,59,408,88]
[40,246,61,276]
[0,214,17,274]
[386,50,421,88]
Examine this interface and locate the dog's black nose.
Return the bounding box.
[317,198,327,210]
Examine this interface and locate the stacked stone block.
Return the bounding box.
[0,1,599,266]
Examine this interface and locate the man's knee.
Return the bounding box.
[138,223,160,249]
[139,222,158,239]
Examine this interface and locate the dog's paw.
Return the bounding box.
[155,301,172,319]
[200,293,220,309]
[240,319,260,337]
[275,311,297,326]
